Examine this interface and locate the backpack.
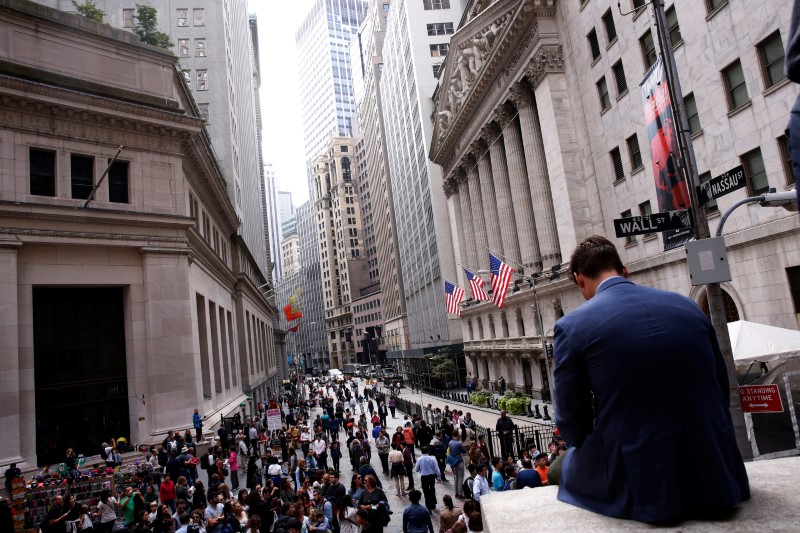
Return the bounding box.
[500,478,515,491]
[351,442,363,461]
[100,447,109,460]
[463,477,474,499]
[200,453,210,470]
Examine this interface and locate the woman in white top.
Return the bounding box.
[337,494,360,533]
[96,490,118,533]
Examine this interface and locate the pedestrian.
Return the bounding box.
[375,430,391,476]
[403,489,434,533]
[495,411,515,459]
[447,432,467,498]
[414,446,440,511]
[193,409,204,442]
[388,397,397,419]
[471,464,491,504]
[552,235,750,523]
[96,490,117,533]
[439,495,461,533]
[402,442,415,490]
[329,438,342,474]
[358,475,388,533]
[228,445,239,490]
[160,473,177,514]
[388,443,407,497]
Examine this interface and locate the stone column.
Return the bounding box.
[495,103,541,270]
[449,179,468,288]
[510,82,561,269]
[466,154,490,271]
[471,139,503,260]
[481,122,522,264]
[0,240,24,466]
[458,175,478,270]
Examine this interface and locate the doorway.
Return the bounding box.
[539,359,552,403]
[521,359,533,395]
[33,287,129,466]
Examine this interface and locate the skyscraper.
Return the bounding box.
[265,163,282,279]
[380,0,465,355]
[296,0,368,167]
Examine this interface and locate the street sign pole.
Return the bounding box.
[651,0,751,459]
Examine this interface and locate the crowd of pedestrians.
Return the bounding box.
[15,374,565,533]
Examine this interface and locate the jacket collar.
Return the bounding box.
[595,276,633,295]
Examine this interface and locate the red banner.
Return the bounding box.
[641,58,694,250]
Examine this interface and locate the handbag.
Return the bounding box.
[445,453,461,467]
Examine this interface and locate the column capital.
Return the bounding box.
[461,152,477,169]
[470,137,488,158]
[493,103,516,128]
[524,44,565,90]
[452,165,467,184]
[508,81,535,109]
[479,122,501,144]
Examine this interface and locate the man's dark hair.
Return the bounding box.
[408,489,422,504]
[569,235,624,283]
[522,459,532,469]
[179,513,191,525]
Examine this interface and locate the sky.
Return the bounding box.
[250,0,317,206]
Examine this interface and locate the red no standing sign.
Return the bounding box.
[739,384,784,413]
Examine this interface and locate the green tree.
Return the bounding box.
[426,349,457,388]
[72,0,105,22]
[132,4,173,49]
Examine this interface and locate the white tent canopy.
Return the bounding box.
[728,320,800,364]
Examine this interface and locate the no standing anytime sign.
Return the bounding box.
[739,384,784,414]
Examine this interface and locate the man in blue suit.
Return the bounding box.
[552,236,749,523]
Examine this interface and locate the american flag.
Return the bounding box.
[489,253,515,308]
[464,268,489,301]
[444,281,465,316]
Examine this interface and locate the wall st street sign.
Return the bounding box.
[698,165,746,204]
[613,209,691,238]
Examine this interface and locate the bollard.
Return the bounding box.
[526,404,534,417]
[543,405,551,421]
[534,405,542,419]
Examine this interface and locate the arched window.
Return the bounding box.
[699,289,740,322]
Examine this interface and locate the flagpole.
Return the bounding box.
[483,247,533,276]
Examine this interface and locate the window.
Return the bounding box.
[700,172,718,212]
[612,60,628,95]
[177,8,188,27]
[665,6,682,46]
[123,8,134,28]
[426,22,454,36]
[29,148,55,197]
[722,60,750,110]
[182,69,191,88]
[632,0,646,10]
[627,134,643,170]
[196,69,208,90]
[108,160,129,204]
[788,266,800,318]
[684,93,701,135]
[640,30,657,69]
[742,148,769,195]
[178,38,189,57]
[596,77,611,111]
[705,0,727,13]
[193,8,205,26]
[587,28,601,61]
[639,201,655,239]
[602,9,617,43]
[758,31,786,89]
[778,135,795,185]
[429,43,449,57]
[621,209,635,244]
[195,39,206,57]
[70,154,94,200]
[610,147,625,182]
[423,0,450,9]
[198,103,209,123]
[432,64,443,78]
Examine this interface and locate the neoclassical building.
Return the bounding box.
[0,1,278,467]
[429,0,799,401]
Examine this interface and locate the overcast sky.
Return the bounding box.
[250,0,316,206]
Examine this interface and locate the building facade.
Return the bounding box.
[281,232,301,276]
[0,1,278,467]
[380,0,466,359]
[429,0,799,398]
[278,191,295,225]
[296,0,368,167]
[264,163,282,280]
[311,137,370,369]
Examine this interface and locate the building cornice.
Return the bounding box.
[0,200,195,230]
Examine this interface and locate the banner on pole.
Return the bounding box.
[266,409,282,431]
[641,57,694,251]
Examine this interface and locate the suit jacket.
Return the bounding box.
[553,277,749,523]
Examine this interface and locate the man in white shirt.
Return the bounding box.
[312,434,328,470]
[472,464,492,503]
[203,492,224,533]
[248,423,259,455]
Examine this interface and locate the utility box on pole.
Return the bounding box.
[686,238,732,286]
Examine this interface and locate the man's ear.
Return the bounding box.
[622,266,630,279]
[574,272,587,291]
